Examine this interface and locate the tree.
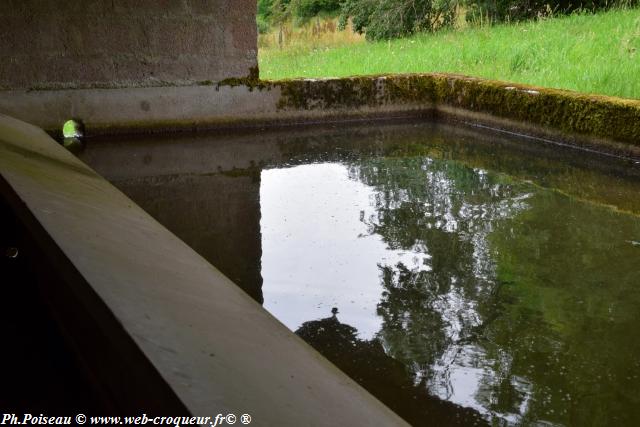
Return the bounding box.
[338,0,459,40]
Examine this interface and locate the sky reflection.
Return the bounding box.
[261,163,428,339]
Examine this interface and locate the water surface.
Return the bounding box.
[82,121,640,426]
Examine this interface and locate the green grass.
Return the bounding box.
[259,8,640,99]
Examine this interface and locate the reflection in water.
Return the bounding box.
[260,145,640,426]
[353,156,533,422]
[296,308,487,426]
[261,159,536,423]
[261,163,423,338]
[82,122,640,426]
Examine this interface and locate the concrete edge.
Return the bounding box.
[434,104,640,161]
[0,113,408,425]
[0,73,638,159]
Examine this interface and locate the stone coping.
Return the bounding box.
[0,73,638,158]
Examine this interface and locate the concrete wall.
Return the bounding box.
[0,0,257,90]
[3,74,638,160]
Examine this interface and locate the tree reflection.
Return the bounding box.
[295,309,488,426]
[344,153,640,426]
[350,156,534,423]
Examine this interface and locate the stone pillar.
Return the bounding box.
[0,0,257,90]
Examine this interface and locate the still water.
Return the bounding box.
[82,121,640,426]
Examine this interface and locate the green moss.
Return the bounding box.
[275,76,386,110]
[216,66,269,92]
[248,65,260,82]
[273,73,640,146]
[43,71,638,155]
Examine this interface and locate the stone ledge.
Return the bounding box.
[0,73,638,159]
[270,74,640,156]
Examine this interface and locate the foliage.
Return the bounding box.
[290,0,342,19]
[256,14,271,34]
[338,0,459,40]
[258,0,340,23]
[259,0,640,40]
[257,0,275,17]
[258,0,292,24]
[260,8,640,100]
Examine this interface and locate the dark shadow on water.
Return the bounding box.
[296,309,488,426]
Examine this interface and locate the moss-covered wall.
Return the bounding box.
[3,72,638,159]
[271,74,640,152]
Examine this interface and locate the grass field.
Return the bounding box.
[259,8,640,100]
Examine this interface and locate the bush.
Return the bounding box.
[339,0,459,40]
[259,0,341,23]
[258,0,275,17]
[290,0,342,19]
[258,0,292,24]
[257,14,271,34]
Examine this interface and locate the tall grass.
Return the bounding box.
[259,18,364,51]
[259,8,640,99]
